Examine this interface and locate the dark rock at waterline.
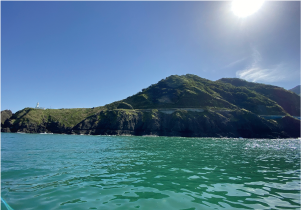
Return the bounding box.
[7,120,72,134]
[1,127,11,133]
[275,116,301,138]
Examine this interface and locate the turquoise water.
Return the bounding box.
[1,133,300,210]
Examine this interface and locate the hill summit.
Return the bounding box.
[108,74,299,116]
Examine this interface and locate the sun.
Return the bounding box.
[232,0,264,18]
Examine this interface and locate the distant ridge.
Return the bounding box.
[289,85,300,96]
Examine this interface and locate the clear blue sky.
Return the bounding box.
[1,1,300,113]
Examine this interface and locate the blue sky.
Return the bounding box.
[1,1,300,113]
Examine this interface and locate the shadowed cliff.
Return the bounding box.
[72,109,299,138]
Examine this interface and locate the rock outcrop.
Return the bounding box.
[1,110,13,132]
[1,110,13,124]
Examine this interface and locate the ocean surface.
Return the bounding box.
[1,133,300,210]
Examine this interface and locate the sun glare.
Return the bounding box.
[232,0,264,18]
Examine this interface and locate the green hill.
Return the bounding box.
[218,78,300,116]
[110,74,287,115]
[3,107,106,133]
[1,74,300,138]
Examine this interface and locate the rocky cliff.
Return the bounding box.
[1,110,13,132]
[72,109,299,138]
[1,110,12,124]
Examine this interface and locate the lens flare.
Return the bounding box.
[232,0,264,17]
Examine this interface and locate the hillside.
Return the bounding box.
[218,78,300,116]
[2,107,106,133]
[71,108,299,138]
[1,74,300,138]
[111,74,287,115]
[289,85,300,96]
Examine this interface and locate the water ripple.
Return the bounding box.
[1,133,300,209]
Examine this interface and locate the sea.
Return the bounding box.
[1,133,300,210]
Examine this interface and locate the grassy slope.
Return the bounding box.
[10,106,106,128]
[122,75,235,109]
[218,78,300,116]
[121,74,286,115]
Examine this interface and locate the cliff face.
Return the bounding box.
[71,109,298,138]
[1,110,13,132]
[4,118,71,134]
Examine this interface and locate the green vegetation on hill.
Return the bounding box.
[8,106,106,130]
[2,74,300,137]
[119,74,287,115]
[218,78,300,116]
[122,74,233,109]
